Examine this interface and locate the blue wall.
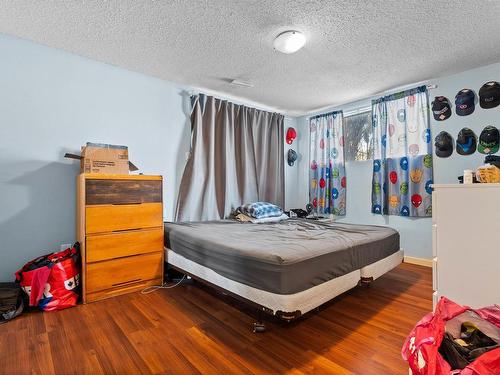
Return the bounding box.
[0,34,193,281]
[295,61,500,259]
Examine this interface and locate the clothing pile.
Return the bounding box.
[439,316,500,370]
[0,283,24,323]
[233,202,288,223]
[402,297,500,375]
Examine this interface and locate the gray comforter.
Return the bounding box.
[164,219,399,294]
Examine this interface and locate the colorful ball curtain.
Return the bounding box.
[309,111,346,216]
[371,86,433,217]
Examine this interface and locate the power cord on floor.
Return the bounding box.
[141,275,186,294]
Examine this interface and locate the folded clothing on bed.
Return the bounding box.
[236,202,283,219]
[235,213,289,223]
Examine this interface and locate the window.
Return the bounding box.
[343,111,373,161]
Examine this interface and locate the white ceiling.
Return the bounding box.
[1,1,500,115]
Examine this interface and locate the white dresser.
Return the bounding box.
[432,183,500,308]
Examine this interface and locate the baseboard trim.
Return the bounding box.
[403,256,432,268]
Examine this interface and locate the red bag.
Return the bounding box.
[15,244,81,311]
[402,297,500,375]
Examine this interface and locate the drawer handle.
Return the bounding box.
[112,228,144,233]
[112,202,142,205]
[112,279,141,287]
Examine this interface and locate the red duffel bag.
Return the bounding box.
[402,297,500,375]
[15,243,81,311]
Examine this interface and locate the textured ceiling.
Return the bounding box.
[1,1,500,115]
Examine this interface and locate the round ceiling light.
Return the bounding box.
[273,30,306,54]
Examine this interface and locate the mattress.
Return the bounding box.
[164,219,399,294]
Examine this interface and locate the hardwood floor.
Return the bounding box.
[0,263,432,374]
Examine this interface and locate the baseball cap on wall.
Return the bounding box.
[479,81,500,109]
[434,131,454,158]
[455,89,476,116]
[478,126,499,154]
[456,128,477,155]
[287,149,298,166]
[286,127,297,145]
[431,96,452,121]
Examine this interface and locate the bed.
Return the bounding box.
[164,219,403,329]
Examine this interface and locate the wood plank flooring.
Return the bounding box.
[0,263,432,374]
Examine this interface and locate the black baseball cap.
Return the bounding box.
[456,128,477,155]
[485,155,500,168]
[434,131,453,158]
[479,81,500,109]
[455,89,475,116]
[478,126,499,154]
[431,96,452,121]
[287,149,298,166]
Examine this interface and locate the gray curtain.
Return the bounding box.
[175,94,284,221]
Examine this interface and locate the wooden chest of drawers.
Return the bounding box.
[77,174,164,303]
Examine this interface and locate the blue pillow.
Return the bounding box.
[237,202,283,219]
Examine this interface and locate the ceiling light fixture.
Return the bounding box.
[273,30,306,54]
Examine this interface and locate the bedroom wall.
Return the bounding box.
[0,33,294,281]
[294,61,500,260]
[0,33,192,281]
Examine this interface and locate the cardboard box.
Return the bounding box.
[65,143,138,174]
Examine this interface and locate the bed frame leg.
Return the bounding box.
[359,276,374,287]
[253,309,267,333]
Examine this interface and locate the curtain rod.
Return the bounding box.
[310,110,343,120]
[308,83,438,119]
[188,91,285,116]
[372,83,437,101]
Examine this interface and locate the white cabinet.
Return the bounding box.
[432,184,500,308]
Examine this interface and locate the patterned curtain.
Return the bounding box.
[309,111,346,216]
[371,86,433,217]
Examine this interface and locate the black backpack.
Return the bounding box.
[0,283,24,324]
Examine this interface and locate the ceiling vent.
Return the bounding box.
[230,79,254,88]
